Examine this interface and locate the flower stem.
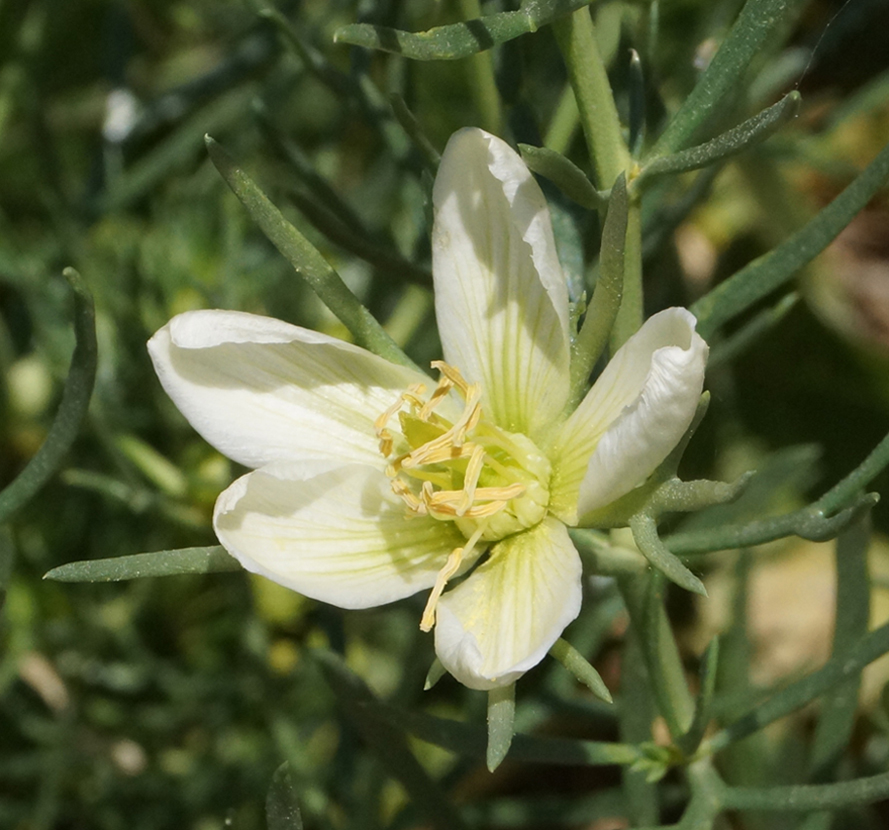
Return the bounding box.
[552,8,629,189]
[610,202,643,349]
[618,573,694,738]
[458,0,502,135]
[552,10,643,346]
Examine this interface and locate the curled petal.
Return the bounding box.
[549,308,708,523]
[434,518,582,690]
[214,461,468,608]
[149,310,432,469]
[432,128,570,440]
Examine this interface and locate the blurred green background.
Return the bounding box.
[2,1,889,828]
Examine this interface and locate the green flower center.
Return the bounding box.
[374,361,551,630]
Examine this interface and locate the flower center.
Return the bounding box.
[374,361,551,630]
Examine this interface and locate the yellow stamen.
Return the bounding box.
[457,444,487,516]
[430,360,472,396]
[420,521,489,632]
[374,384,427,455]
[418,376,454,421]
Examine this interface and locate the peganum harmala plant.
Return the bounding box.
[4,0,887,828]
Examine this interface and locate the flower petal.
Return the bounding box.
[214,461,469,608]
[432,128,570,439]
[148,309,433,468]
[434,517,582,690]
[549,308,708,522]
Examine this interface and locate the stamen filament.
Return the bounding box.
[420,521,489,632]
[457,444,487,516]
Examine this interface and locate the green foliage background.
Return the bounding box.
[2,0,889,828]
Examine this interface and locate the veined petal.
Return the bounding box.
[549,308,707,523]
[148,309,432,469]
[434,518,582,690]
[432,128,570,440]
[214,461,469,608]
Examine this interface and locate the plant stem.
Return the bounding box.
[458,0,502,135]
[552,8,629,189]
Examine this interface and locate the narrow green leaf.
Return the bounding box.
[387,706,640,766]
[518,144,602,209]
[630,513,707,596]
[618,575,695,739]
[653,0,806,154]
[549,638,613,703]
[640,92,801,182]
[617,631,660,825]
[334,0,595,60]
[628,49,645,157]
[567,172,627,410]
[389,93,441,170]
[552,8,629,188]
[692,140,889,339]
[205,136,420,372]
[666,492,876,556]
[285,189,432,287]
[314,650,467,830]
[705,617,889,754]
[807,518,871,784]
[486,684,516,771]
[707,293,799,369]
[0,527,14,612]
[818,428,889,515]
[676,638,720,758]
[721,769,889,812]
[44,546,240,582]
[266,763,303,830]
[424,659,446,690]
[0,269,97,525]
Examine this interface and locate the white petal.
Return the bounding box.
[148,310,432,469]
[214,461,469,608]
[432,128,570,439]
[549,308,708,522]
[434,518,582,690]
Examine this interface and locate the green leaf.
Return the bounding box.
[807,518,870,790]
[334,0,595,61]
[704,616,889,754]
[486,684,516,771]
[692,139,889,340]
[44,546,240,582]
[618,574,695,740]
[204,136,420,372]
[653,0,806,154]
[266,763,303,830]
[518,144,603,209]
[630,513,707,596]
[567,172,627,410]
[676,638,719,758]
[721,769,889,812]
[387,705,640,767]
[640,92,801,182]
[549,638,613,703]
[314,650,467,830]
[628,48,645,157]
[389,93,441,170]
[424,659,446,690]
[0,269,97,525]
[707,293,799,369]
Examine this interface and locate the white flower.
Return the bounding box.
[148,128,708,690]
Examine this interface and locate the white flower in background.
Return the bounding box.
[148,128,708,690]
